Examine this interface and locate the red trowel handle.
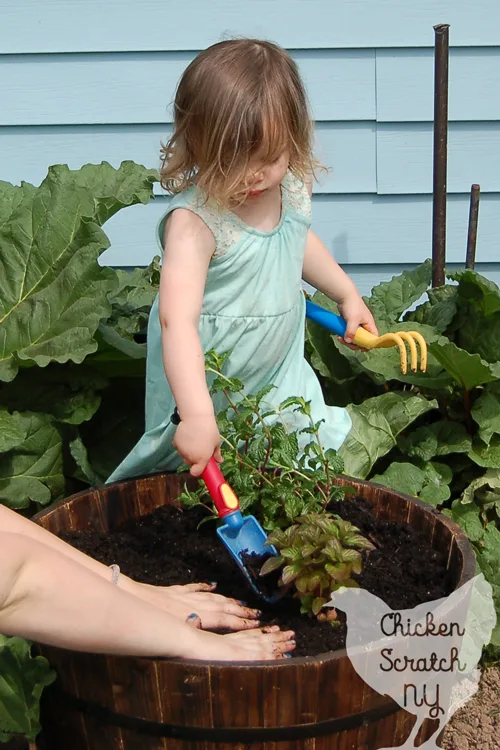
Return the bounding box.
[201,458,241,520]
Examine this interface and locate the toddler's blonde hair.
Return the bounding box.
[160,39,317,205]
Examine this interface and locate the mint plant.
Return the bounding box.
[179,350,347,532]
[261,513,375,616]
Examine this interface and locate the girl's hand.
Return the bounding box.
[173,415,222,476]
[196,625,296,661]
[338,293,378,349]
[134,581,262,632]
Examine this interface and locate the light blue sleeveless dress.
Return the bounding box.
[107,171,352,482]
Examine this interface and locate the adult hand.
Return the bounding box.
[198,625,296,661]
[133,581,262,631]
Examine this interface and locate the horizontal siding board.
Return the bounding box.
[100,194,500,267]
[0,50,375,126]
[377,123,500,194]
[0,123,376,195]
[376,48,500,122]
[2,0,500,53]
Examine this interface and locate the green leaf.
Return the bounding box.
[443,499,486,543]
[281,562,302,585]
[472,522,500,646]
[259,554,284,576]
[100,257,160,350]
[312,597,328,616]
[366,260,432,326]
[398,420,472,462]
[468,436,500,469]
[70,160,158,226]
[372,457,453,506]
[472,389,500,446]
[0,162,156,382]
[419,461,453,506]
[77,377,146,482]
[0,636,55,742]
[449,269,500,317]
[0,412,64,508]
[405,284,459,333]
[341,548,362,564]
[428,341,500,391]
[0,365,103,426]
[460,470,500,528]
[69,435,102,486]
[0,409,26,453]
[372,461,427,496]
[295,573,314,593]
[340,392,436,478]
[454,306,500,365]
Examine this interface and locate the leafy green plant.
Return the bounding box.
[0,162,160,512]
[261,513,375,616]
[0,636,55,742]
[307,260,500,652]
[179,350,347,531]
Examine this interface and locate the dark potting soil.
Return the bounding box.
[60,497,455,658]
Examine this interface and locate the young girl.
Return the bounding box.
[108,38,377,482]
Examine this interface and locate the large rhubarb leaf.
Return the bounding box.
[449,269,500,317]
[398,420,472,462]
[0,410,26,453]
[472,389,500,446]
[0,412,64,508]
[372,460,452,506]
[340,391,436,478]
[428,341,500,391]
[404,284,459,334]
[366,260,432,327]
[0,636,55,742]
[0,162,156,382]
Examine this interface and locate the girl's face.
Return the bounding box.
[244,151,289,199]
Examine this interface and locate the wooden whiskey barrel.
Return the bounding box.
[34,473,476,750]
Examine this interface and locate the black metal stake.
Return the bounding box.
[432,24,450,287]
[465,184,480,270]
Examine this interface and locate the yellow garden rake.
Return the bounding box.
[305,299,427,375]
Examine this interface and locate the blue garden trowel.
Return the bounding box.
[201,457,281,602]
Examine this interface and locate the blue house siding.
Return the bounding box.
[2,0,500,51]
[1,1,499,296]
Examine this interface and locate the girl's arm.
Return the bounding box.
[159,208,221,476]
[0,504,260,631]
[302,229,378,343]
[0,532,294,661]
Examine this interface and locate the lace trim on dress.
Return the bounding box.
[281,171,312,221]
[190,196,243,257]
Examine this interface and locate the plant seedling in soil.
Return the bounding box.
[261,512,375,617]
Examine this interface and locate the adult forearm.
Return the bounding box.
[161,323,214,418]
[0,533,203,658]
[302,230,358,302]
[0,504,137,595]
